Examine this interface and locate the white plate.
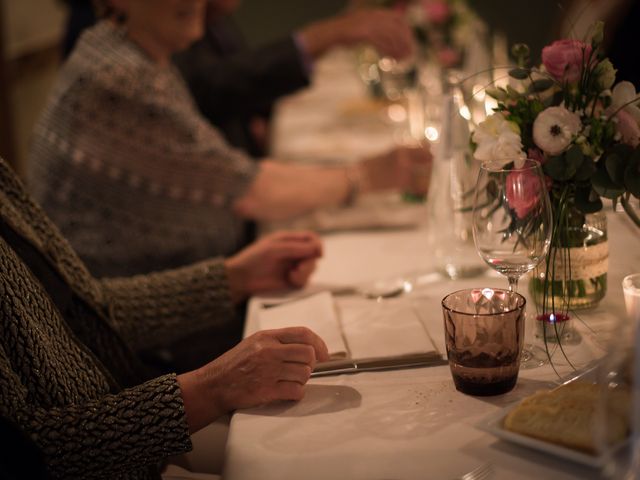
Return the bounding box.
[476,370,629,468]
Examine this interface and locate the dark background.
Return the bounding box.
[233,0,562,62]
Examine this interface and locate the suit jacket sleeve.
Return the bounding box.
[174,35,310,122]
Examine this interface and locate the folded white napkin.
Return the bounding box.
[257,292,348,359]
[265,193,427,233]
[257,293,438,362]
[339,300,437,359]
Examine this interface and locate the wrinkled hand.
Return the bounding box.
[203,327,330,413]
[178,327,330,432]
[359,143,433,195]
[224,231,323,302]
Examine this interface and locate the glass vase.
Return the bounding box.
[426,91,486,279]
[530,209,608,310]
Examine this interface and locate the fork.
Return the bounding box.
[457,463,493,480]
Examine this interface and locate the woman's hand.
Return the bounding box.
[224,231,323,303]
[178,327,330,433]
[358,143,433,196]
[299,8,415,61]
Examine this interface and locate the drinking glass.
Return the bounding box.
[442,288,526,395]
[472,159,552,368]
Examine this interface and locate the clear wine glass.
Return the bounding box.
[472,159,552,368]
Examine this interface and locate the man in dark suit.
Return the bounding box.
[173,0,415,157]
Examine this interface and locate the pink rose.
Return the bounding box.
[393,0,409,14]
[542,39,592,84]
[615,109,640,147]
[436,46,461,67]
[506,167,542,219]
[527,149,554,190]
[422,0,451,24]
[527,148,546,165]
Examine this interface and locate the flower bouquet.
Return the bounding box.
[356,0,483,100]
[471,22,640,328]
[406,0,480,69]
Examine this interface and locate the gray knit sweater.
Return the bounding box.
[29,21,259,277]
[0,157,236,479]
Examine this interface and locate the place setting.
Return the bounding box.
[215,1,640,477]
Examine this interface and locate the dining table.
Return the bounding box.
[220,49,640,480]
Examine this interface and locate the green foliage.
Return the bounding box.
[528,79,555,93]
[625,152,640,197]
[472,34,640,228]
[508,68,530,80]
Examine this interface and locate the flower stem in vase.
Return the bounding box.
[530,200,608,311]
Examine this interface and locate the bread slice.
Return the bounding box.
[503,381,630,454]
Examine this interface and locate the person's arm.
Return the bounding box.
[297,8,415,61]
[0,345,192,478]
[233,145,433,222]
[174,7,414,123]
[177,327,330,433]
[70,67,260,206]
[174,35,310,122]
[0,328,326,475]
[98,258,236,352]
[99,231,322,350]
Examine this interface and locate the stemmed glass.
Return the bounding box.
[472,159,552,368]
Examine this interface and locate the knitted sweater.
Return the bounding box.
[29,21,259,277]
[0,157,236,479]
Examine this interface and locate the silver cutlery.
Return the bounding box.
[311,352,447,377]
[455,463,493,480]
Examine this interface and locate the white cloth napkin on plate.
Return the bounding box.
[257,292,348,358]
[339,300,438,359]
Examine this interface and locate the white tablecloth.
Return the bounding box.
[222,212,639,480]
[222,49,640,480]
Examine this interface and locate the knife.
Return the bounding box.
[311,352,448,377]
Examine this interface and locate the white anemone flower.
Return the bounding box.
[473,114,526,166]
[532,106,581,155]
[610,81,640,123]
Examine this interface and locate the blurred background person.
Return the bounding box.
[59,0,415,157]
[174,0,415,156]
[29,0,431,279]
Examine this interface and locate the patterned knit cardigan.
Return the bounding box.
[0,157,236,479]
[29,21,258,277]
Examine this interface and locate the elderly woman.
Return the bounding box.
[0,155,328,479]
[29,0,431,277]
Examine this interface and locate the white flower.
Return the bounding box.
[473,114,526,165]
[532,106,581,155]
[594,59,616,90]
[610,81,640,124]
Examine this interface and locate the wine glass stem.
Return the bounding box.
[507,276,519,293]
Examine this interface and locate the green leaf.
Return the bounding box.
[625,153,640,197]
[413,26,428,46]
[543,148,583,181]
[551,91,564,106]
[509,68,530,80]
[543,155,574,181]
[592,166,626,199]
[505,85,521,99]
[575,186,603,213]
[574,155,596,181]
[605,153,626,186]
[565,145,584,172]
[528,78,554,93]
